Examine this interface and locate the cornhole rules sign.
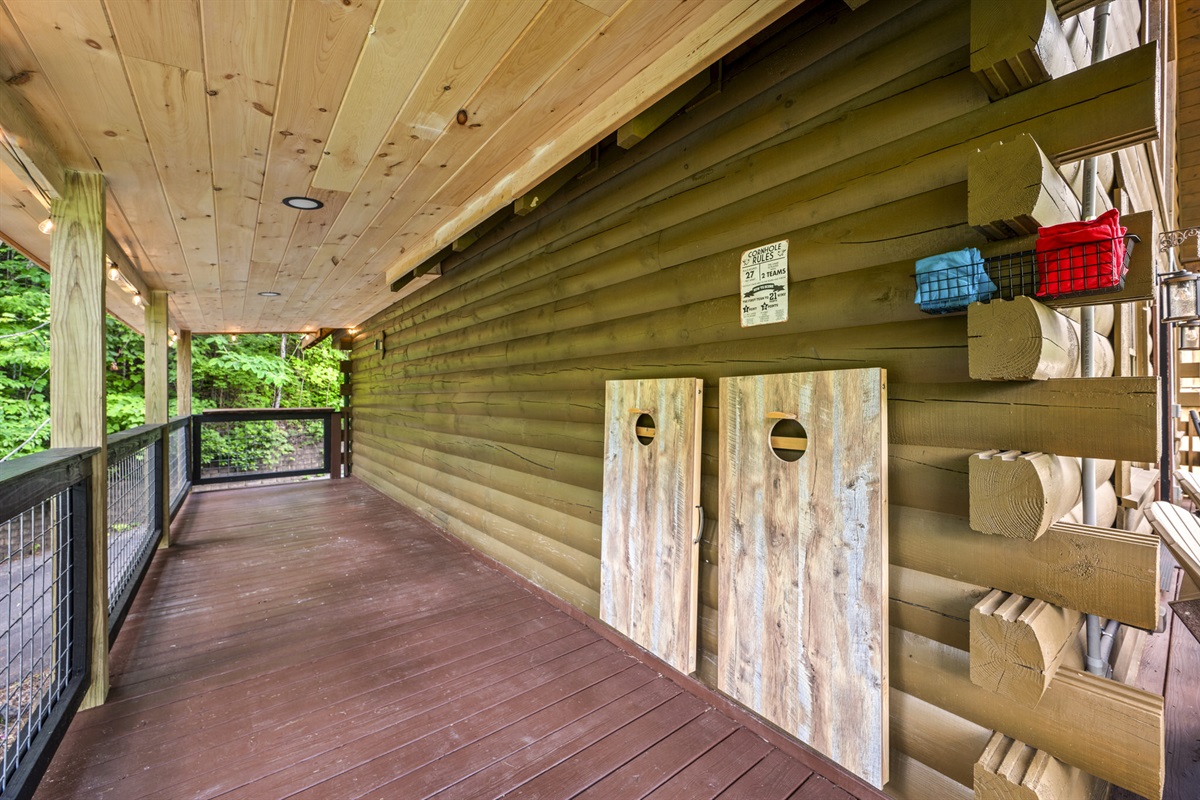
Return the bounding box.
[740,240,789,327]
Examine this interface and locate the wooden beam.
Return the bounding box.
[890,377,1159,463]
[452,208,510,253]
[145,290,170,549]
[968,297,1113,381]
[892,506,1160,629]
[514,151,593,217]
[894,628,1164,799]
[969,450,1079,540]
[971,0,1077,99]
[144,291,169,425]
[0,75,66,199]
[968,134,1080,239]
[617,70,710,150]
[176,330,192,417]
[970,590,1083,706]
[49,170,108,709]
[975,732,1101,800]
[1061,478,1118,528]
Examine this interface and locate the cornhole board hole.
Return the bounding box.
[718,368,889,788]
[600,377,704,674]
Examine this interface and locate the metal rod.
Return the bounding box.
[1083,0,1111,678]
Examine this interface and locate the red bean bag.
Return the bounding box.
[1035,208,1127,298]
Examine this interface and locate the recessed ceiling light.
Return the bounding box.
[258,291,281,297]
[282,196,324,210]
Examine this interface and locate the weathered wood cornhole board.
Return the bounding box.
[600,377,704,674]
[718,368,889,788]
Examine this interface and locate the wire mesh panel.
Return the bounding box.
[107,444,158,621]
[196,414,330,484]
[2,491,76,794]
[169,423,189,511]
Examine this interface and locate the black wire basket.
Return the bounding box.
[914,234,1139,314]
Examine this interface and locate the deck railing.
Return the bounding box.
[0,407,338,798]
[0,448,94,799]
[105,424,166,639]
[191,408,343,486]
[167,416,191,517]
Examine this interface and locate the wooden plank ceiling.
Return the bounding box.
[0,0,800,334]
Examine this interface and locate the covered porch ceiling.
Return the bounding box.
[0,0,800,335]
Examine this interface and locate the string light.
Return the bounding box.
[108,264,120,281]
[132,292,142,306]
[38,218,54,234]
[230,334,237,342]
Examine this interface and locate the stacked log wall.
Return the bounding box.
[349,0,1164,796]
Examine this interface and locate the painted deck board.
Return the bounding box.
[33,478,882,800]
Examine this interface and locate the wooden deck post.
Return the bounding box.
[176,329,193,417]
[145,290,170,548]
[49,170,109,709]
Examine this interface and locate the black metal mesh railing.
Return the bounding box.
[1,450,89,797]
[2,493,74,794]
[194,411,332,485]
[106,442,158,622]
[169,421,189,512]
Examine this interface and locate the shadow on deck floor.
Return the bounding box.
[33,478,885,800]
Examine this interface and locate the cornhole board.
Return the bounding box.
[600,378,704,674]
[718,368,889,788]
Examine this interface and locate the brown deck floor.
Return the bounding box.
[34,478,882,800]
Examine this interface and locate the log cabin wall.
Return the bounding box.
[349,0,1168,797]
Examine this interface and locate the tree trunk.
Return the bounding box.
[274,334,286,409]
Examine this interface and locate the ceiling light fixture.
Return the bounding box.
[258,291,281,297]
[38,218,54,234]
[282,196,324,210]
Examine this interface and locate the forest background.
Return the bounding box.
[1,244,345,460]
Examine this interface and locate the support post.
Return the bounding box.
[144,290,169,424]
[49,170,108,709]
[145,291,170,548]
[176,329,192,417]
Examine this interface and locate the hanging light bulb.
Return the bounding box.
[38,218,54,235]
[132,292,143,306]
[108,264,120,281]
[230,334,237,342]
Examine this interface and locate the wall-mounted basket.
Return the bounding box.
[914,234,1139,314]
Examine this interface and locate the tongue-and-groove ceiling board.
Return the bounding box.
[717,367,889,789]
[0,0,803,335]
[600,377,703,674]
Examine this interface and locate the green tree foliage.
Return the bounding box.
[0,247,51,458]
[0,245,345,460]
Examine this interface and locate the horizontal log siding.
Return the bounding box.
[350,0,1157,795]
